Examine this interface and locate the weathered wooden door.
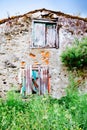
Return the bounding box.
[21,65,50,95]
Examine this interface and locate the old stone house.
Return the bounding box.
[0,8,87,98]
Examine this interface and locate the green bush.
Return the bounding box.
[61,37,87,69]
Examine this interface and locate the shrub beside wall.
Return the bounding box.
[61,37,87,69]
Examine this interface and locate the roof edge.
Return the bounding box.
[0,8,87,25]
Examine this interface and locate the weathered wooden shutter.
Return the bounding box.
[34,23,45,47]
[46,24,56,47]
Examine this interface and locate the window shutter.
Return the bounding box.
[46,24,56,47]
[34,23,45,47]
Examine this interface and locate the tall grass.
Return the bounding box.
[0,84,87,130]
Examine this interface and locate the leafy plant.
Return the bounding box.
[61,37,87,69]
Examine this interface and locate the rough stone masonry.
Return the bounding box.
[0,8,87,98]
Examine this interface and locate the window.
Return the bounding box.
[32,19,58,48]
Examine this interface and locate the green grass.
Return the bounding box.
[0,87,87,130]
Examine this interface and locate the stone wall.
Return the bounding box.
[0,9,87,98]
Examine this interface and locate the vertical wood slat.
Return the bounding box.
[45,67,48,93]
[43,66,49,94]
[29,65,32,93]
[26,65,28,94]
[26,65,32,95]
[21,68,26,96]
[45,66,49,94]
[40,67,42,94]
[38,65,41,95]
[47,67,50,93]
[43,67,45,94]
